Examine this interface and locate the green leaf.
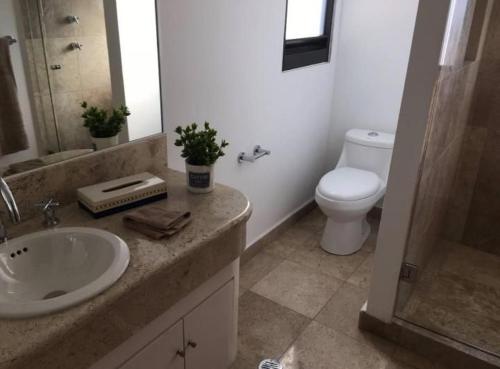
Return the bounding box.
[174,122,229,165]
[81,102,130,138]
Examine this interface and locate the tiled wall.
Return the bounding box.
[404,0,490,268]
[22,0,112,153]
[445,1,500,255]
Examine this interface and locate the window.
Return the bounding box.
[282,0,335,71]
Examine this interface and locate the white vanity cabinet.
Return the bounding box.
[183,280,235,369]
[91,260,239,369]
[119,320,184,369]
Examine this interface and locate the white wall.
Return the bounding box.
[327,0,419,164]
[115,0,162,141]
[0,0,39,169]
[157,0,421,247]
[157,0,338,246]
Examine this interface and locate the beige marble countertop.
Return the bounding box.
[0,169,251,369]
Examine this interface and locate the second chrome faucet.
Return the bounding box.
[35,199,60,228]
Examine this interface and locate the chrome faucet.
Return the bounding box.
[0,177,20,243]
[35,199,60,228]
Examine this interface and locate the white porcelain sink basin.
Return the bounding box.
[0,227,129,319]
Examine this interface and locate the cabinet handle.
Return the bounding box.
[176,350,186,358]
[187,341,198,349]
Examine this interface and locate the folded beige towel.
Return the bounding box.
[123,206,191,239]
[0,37,28,155]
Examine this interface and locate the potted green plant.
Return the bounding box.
[81,101,131,150]
[174,122,229,193]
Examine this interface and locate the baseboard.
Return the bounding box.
[241,200,317,265]
[359,309,500,369]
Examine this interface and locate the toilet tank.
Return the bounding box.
[336,129,395,185]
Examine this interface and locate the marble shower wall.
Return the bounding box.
[22,0,112,153]
[404,0,491,269]
[444,1,500,255]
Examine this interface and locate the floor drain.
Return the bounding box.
[43,290,67,299]
[258,359,282,369]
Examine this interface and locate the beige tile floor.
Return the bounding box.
[398,240,500,354]
[233,208,441,369]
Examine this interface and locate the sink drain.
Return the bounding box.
[43,290,67,300]
[258,359,282,369]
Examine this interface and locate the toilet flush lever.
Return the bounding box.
[238,145,271,163]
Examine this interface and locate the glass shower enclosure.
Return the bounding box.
[394,0,500,357]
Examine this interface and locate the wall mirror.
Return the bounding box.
[0,0,163,176]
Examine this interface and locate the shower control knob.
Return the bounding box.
[67,15,80,24]
[70,42,83,51]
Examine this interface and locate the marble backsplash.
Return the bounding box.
[2,134,167,224]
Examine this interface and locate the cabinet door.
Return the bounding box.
[119,320,185,369]
[184,280,236,369]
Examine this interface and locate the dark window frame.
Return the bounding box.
[282,0,335,71]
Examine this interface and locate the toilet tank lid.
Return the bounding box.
[345,129,395,149]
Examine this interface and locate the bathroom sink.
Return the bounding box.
[0,227,129,319]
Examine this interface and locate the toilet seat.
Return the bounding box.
[317,167,381,201]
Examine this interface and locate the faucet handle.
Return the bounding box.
[35,199,60,227]
[35,199,60,211]
[67,15,80,24]
[70,42,83,50]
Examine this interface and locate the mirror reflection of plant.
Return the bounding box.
[174,122,229,166]
[81,101,131,138]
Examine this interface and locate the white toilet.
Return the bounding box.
[316,129,395,255]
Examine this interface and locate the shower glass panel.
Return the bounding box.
[394,0,500,357]
[21,0,61,153]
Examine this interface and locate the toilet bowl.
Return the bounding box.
[316,129,394,255]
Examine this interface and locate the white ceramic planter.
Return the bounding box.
[185,162,214,193]
[91,135,119,151]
